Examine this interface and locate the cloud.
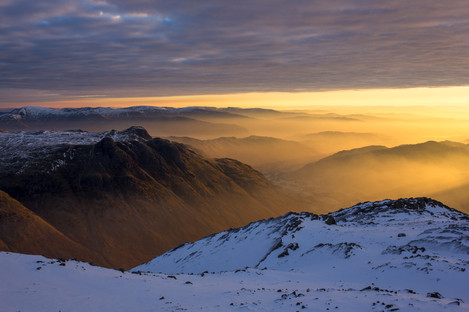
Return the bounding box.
[0,0,468,101]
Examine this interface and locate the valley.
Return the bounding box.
[1,105,469,311]
[2,1,467,310]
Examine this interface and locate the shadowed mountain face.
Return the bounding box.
[282,141,469,214]
[0,127,299,269]
[0,190,102,262]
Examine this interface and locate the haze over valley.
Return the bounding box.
[3,104,468,215]
[1,0,468,310]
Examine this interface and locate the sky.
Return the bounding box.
[0,0,468,108]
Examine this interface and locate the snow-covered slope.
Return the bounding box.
[0,126,150,148]
[3,251,465,312]
[134,198,469,305]
[1,198,468,311]
[1,105,245,121]
[0,126,150,174]
[136,198,468,273]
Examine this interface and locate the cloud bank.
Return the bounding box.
[0,0,468,101]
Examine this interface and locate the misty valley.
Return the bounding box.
[0,105,468,311]
[2,1,468,310]
[2,105,469,214]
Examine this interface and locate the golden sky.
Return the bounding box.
[10,86,468,109]
[1,2,469,108]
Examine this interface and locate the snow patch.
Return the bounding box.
[0,126,151,174]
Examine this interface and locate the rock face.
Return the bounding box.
[0,127,298,269]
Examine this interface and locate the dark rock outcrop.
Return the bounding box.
[0,130,300,269]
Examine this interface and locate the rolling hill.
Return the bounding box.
[281,141,469,213]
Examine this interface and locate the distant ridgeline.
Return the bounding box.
[0,106,251,137]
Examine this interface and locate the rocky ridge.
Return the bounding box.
[136,197,469,275]
[0,126,298,269]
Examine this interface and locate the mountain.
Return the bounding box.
[0,190,101,262]
[281,141,469,213]
[135,197,468,274]
[1,106,247,120]
[2,197,467,311]
[0,126,300,269]
[168,135,320,173]
[219,107,283,116]
[0,106,249,138]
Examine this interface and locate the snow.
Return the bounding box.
[12,106,65,117]
[0,127,149,148]
[0,126,150,174]
[1,198,468,311]
[1,251,467,312]
[4,105,228,120]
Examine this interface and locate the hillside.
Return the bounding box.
[0,191,100,262]
[281,141,469,213]
[0,127,299,269]
[136,197,468,274]
[1,197,466,312]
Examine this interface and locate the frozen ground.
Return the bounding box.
[1,252,467,312]
[1,198,468,311]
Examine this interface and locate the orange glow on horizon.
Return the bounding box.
[4,86,469,109]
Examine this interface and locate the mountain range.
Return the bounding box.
[0,106,250,138]
[1,105,469,310]
[0,126,301,269]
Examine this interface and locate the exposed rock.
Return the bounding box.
[427,292,443,299]
[135,197,468,275]
[323,216,336,225]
